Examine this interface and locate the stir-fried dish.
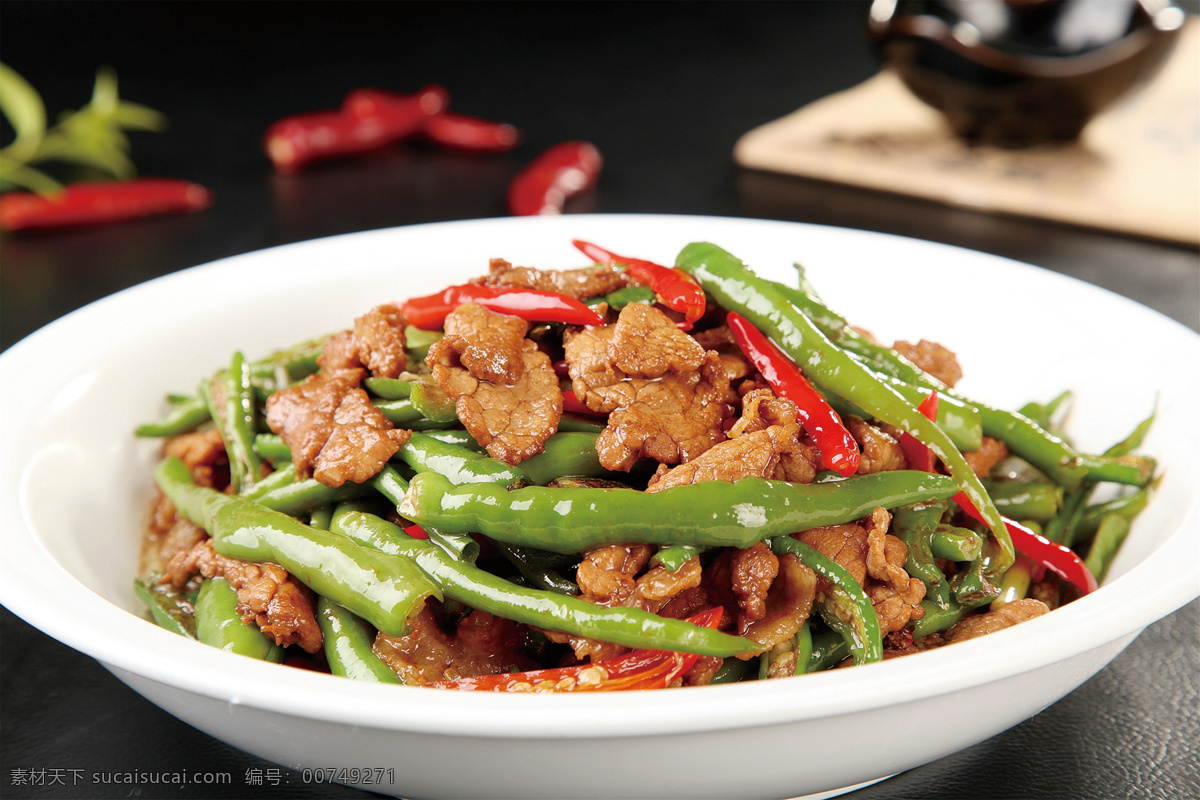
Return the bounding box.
[135,241,1157,691]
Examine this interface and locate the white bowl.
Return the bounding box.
[2,214,1197,800]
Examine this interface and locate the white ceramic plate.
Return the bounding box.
[2,214,1197,800]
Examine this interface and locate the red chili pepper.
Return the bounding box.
[953,494,1097,595]
[506,141,602,216]
[726,312,860,477]
[265,85,448,172]
[342,85,449,131]
[571,239,706,327]
[404,524,430,540]
[429,608,722,692]
[898,391,940,472]
[562,390,604,417]
[903,392,1097,595]
[422,111,521,153]
[400,284,605,330]
[0,179,212,231]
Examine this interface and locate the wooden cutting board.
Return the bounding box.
[735,20,1199,246]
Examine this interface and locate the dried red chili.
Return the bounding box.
[0,179,212,231]
[265,85,448,172]
[422,111,521,153]
[506,141,602,216]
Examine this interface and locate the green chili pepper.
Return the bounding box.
[599,285,657,310]
[1083,514,1131,583]
[709,656,755,684]
[226,351,263,491]
[890,501,948,608]
[404,325,442,359]
[400,470,958,554]
[331,506,755,657]
[493,542,579,595]
[981,480,1062,522]
[409,382,458,425]
[780,263,1153,491]
[1076,482,1155,539]
[316,597,401,683]
[517,433,608,486]
[792,620,814,676]
[556,413,606,434]
[676,242,1014,578]
[769,536,883,665]
[135,394,210,437]
[806,627,851,672]
[154,458,441,637]
[252,433,292,464]
[652,544,705,573]
[912,597,965,638]
[930,524,983,562]
[195,577,286,662]
[254,473,372,516]
[396,432,528,487]
[364,377,415,399]
[133,577,196,638]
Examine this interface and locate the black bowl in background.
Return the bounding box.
[868,0,1185,146]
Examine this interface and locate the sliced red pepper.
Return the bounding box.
[506,141,602,216]
[429,608,722,692]
[422,111,522,153]
[0,179,212,231]
[572,239,706,327]
[902,391,1097,595]
[726,312,860,477]
[404,524,430,540]
[562,390,604,417]
[898,391,940,472]
[400,284,605,330]
[953,494,1097,595]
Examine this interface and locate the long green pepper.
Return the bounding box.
[331,505,755,657]
[155,458,441,637]
[675,242,1015,577]
[399,470,959,554]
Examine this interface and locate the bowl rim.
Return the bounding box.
[2,213,1197,740]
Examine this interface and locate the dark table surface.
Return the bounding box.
[2,3,1197,799]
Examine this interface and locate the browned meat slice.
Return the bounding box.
[595,358,730,471]
[353,303,408,378]
[847,418,908,474]
[740,553,818,660]
[313,389,413,487]
[729,389,821,484]
[163,428,227,488]
[550,544,702,663]
[265,370,409,487]
[474,257,629,299]
[373,601,534,684]
[441,301,527,385]
[429,303,562,464]
[317,303,408,378]
[964,436,1010,478]
[608,302,705,378]
[893,339,963,388]
[165,538,322,653]
[943,598,1050,643]
[646,423,806,492]
[729,542,778,623]
[798,507,925,634]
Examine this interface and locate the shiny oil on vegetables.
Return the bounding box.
[135,241,1157,690]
